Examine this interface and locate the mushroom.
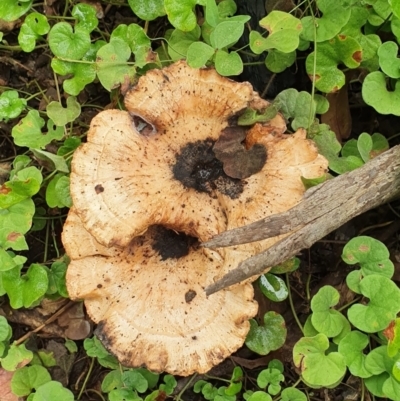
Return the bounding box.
[64,61,328,375]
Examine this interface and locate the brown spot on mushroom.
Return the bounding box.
[185,290,197,303]
[94,184,104,194]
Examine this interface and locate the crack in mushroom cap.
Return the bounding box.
[70,61,286,248]
[63,209,258,375]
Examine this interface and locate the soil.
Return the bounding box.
[1,1,400,400]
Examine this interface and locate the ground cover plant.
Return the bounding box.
[0,0,400,399]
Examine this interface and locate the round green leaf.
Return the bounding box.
[218,0,236,18]
[0,316,12,342]
[0,0,33,22]
[96,38,136,91]
[245,311,286,355]
[338,331,373,378]
[362,71,400,116]
[311,285,345,338]
[1,343,33,371]
[31,381,74,401]
[0,90,27,120]
[127,0,165,21]
[11,365,51,396]
[72,3,98,32]
[46,96,81,126]
[258,273,288,302]
[247,391,272,401]
[122,370,148,393]
[210,20,245,49]
[280,388,307,401]
[214,50,242,76]
[18,12,50,52]
[187,41,215,68]
[265,50,296,73]
[301,0,351,42]
[257,368,284,395]
[378,41,400,78]
[293,333,346,387]
[168,26,201,61]
[48,22,91,59]
[348,274,400,332]
[164,0,198,31]
[342,236,394,279]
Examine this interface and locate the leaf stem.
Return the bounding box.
[286,273,304,334]
[77,357,96,400]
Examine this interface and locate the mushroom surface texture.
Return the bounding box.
[64,60,328,375]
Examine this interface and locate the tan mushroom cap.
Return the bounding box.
[70,61,286,247]
[64,209,257,375]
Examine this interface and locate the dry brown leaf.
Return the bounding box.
[0,369,18,401]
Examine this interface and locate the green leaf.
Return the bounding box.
[258,273,288,302]
[306,35,362,93]
[257,368,284,395]
[301,0,351,42]
[390,0,400,19]
[245,311,286,355]
[385,318,400,358]
[214,50,242,76]
[310,286,346,338]
[11,365,51,396]
[205,0,220,27]
[164,0,198,31]
[101,370,123,392]
[347,274,400,332]
[96,38,136,91]
[111,24,156,68]
[269,257,300,274]
[168,26,201,61]
[210,20,246,49]
[280,388,307,401]
[12,110,64,148]
[47,261,68,298]
[46,96,81,126]
[342,236,394,280]
[0,0,33,22]
[0,316,12,342]
[18,12,50,52]
[57,137,81,156]
[378,41,400,78]
[122,370,148,393]
[72,3,98,32]
[225,366,243,396]
[246,391,272,401]
[0,90,27,121]
[362,71,400,116]
[31,381,74,401]
[2,263,49,308]
[1,343,33,371]
[293,333,346,387]
[48,22,91,59]
[31,149,69,173]
[187,41,215,68]
[265,50,296,73]
[0,250,26,272]
[127,0,165,21]
[338,331,373,378]
[218,0,236,18]
[159,374,177,395]
[46,174,71,208]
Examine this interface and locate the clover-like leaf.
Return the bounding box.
[306,35,362,93]
[18,12,50,52]
[122,370,148,393]
[265,50,296,73]
[210,20,247,49]
[46,96,81,126]
[2,263,49,309]
[168,26,201,60]
[257,368,284,396]
[301,0,351,42]
[0,0,33,22]
[84,336,120,369]
[1,343,33,371]
[72,3,98,32]
[187,41,215,68]
[293,333,346,388]
[127,0,165,21]
[0,90,27,121]
[338,331,373,378]
[347,274,400,333]
[164,0,198,31]
[245,311,286,355]
[280,388,307,401]
[46,261,68,297]
[12,110,64,148]
[111,24,157,68]
[225,366,243,396]
[258,273,288,302]
[214,50,242,76]
[362,71,400,116]
[368,0,391,26]
[96,38,136,91]
[342,236,394,280]
[11,365,51,396]
[31,381,74,401]
[49,22,91,59]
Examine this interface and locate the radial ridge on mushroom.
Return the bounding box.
[64,60,328,375]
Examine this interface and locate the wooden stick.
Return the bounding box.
[204,145,400,295]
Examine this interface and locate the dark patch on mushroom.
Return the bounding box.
[185,290,197,303]
[213,127,267,179]
[172,139,244,199]
[132,115,155,136]
[152,226,198,260]
[95,184,104,194]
